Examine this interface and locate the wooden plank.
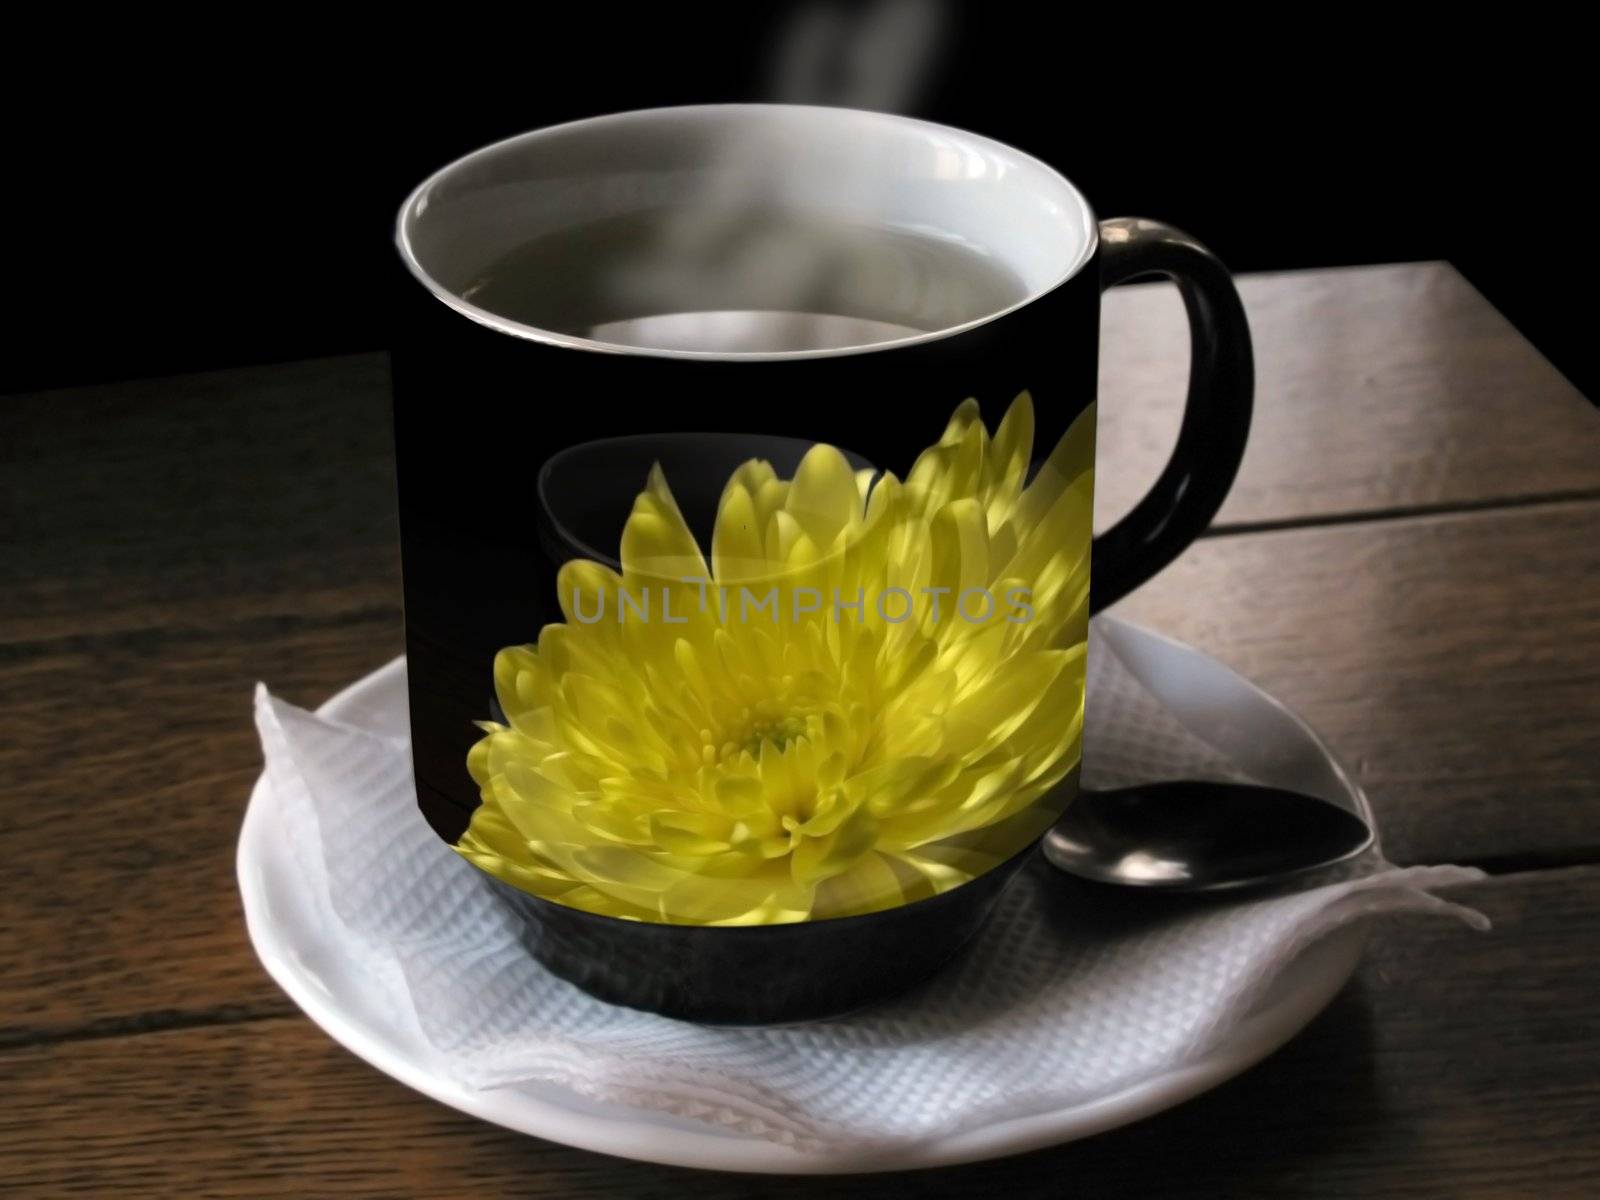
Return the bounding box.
[3,399,1596,1038]
[7,502,1592,1039]
[5,263,1597,650]
[0,613,400,1043]
[3,261,1596,1035]
[1,359,411,1040]
[1112,499,1600,868]
[0,867,1588,1198]
[0,354,399,645]
[1095,262,1600,531]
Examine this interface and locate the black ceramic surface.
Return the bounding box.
[486,842,1041,1024]
[536,431,876,572]
[392,222,1251,847]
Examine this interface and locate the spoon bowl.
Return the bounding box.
[1042,781,1374,892]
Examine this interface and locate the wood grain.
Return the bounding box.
[1,356,405,1042]
[0,354,399,645]
[1113,499,1600,868]
[4,265,1595,648]
[0,613,400,1044]
[1,867,1589,1198]
[7,498,1592,1044]
[1095,263,1600,531]
[3,262,1598,1191]
[2,265,1598,1043]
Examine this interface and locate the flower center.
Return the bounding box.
[701,705,815,765]
[741,712,809,755]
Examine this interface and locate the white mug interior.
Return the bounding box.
[396,104,1098,359]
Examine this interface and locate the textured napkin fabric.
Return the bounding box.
[253,624,1487,1153]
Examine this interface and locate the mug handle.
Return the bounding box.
[1089,218,1254,611]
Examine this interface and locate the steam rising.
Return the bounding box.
[588,1,955,352]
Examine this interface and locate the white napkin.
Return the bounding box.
[253,622,1487,1153]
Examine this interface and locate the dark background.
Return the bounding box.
[6,5,1593,399]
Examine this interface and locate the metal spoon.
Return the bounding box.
[1042,781,1374,892]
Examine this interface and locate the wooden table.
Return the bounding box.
[4,262,1598,1196]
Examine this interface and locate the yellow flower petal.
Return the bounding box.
[459,395,1094,924]
[787,443,862,547]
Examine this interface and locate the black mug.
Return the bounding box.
[391,105,1252,1022]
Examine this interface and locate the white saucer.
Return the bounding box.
[238,617,1373,1173]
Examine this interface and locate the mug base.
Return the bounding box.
[482,847,1038,1025]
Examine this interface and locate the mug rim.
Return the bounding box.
[394,103,1100,363]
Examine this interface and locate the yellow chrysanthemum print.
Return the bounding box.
[458,393,1095,924]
